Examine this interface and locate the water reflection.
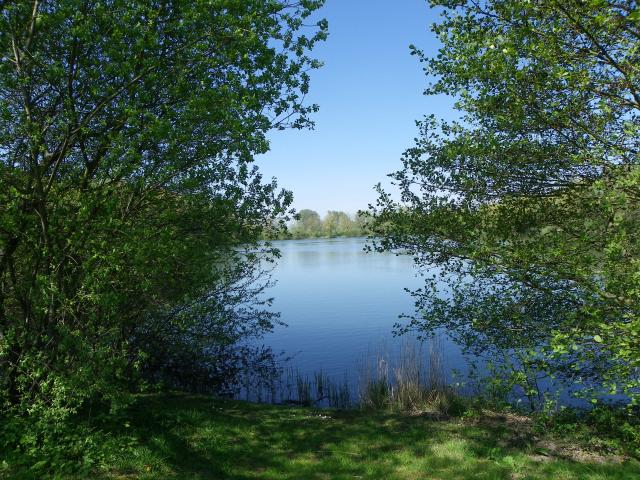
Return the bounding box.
[244,238,616,409]
[257,238,469,386]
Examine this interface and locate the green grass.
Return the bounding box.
[8,393,640,479]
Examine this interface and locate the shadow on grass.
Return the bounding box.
[94,393,640,480]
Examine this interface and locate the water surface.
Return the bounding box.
[255,238,611,408]
[262,237,467,382]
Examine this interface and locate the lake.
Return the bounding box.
[257,237,471,392]
[245,237,607,408]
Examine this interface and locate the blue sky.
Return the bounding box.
[256,0,458,216]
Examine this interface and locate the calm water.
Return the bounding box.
[251,238,610,408]
[261,237,469,383]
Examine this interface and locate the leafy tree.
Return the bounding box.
[291,209,323,237]
[323,210,353,237]
[284,209,367,239]
[370,0,640,405]
[353,211,370,233]
[0,0,327,445]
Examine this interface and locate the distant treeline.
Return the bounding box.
[267,209,369,239]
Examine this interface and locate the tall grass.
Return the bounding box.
[241,367,352,409]
[237,337,463,414]
[357,338,464,415]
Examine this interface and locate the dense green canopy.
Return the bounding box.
[370,0,640,405]
[285,209,367,238]
[0,0,326,434]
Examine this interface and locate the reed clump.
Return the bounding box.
[239,338,464,415]
[358,339,465,416]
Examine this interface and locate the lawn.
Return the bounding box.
[5,393,639,479]
[88,394,639,480]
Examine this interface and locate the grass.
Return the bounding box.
[15,392,638,480]
[357,339,464,414]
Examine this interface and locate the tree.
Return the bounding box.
[370,0,640,405]
[323,210,352,237]
[0,0,327,431]
[291,209,323,237]
[286,209,368,238]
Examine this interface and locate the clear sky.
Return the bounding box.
[256,0,458,217]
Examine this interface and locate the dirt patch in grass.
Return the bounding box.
[470,409,627,464]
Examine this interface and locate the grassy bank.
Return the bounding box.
[4,393,638,479]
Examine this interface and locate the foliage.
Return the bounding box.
[0,0,327,458]
[271,209,368,239]
[4,393,637,479]
[369,0,640,405]
[133,249,283,395]
[292,208,324,237]
[534,404,640,459]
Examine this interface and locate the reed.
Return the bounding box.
[358,338,464,415]
[238,337,464,414]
